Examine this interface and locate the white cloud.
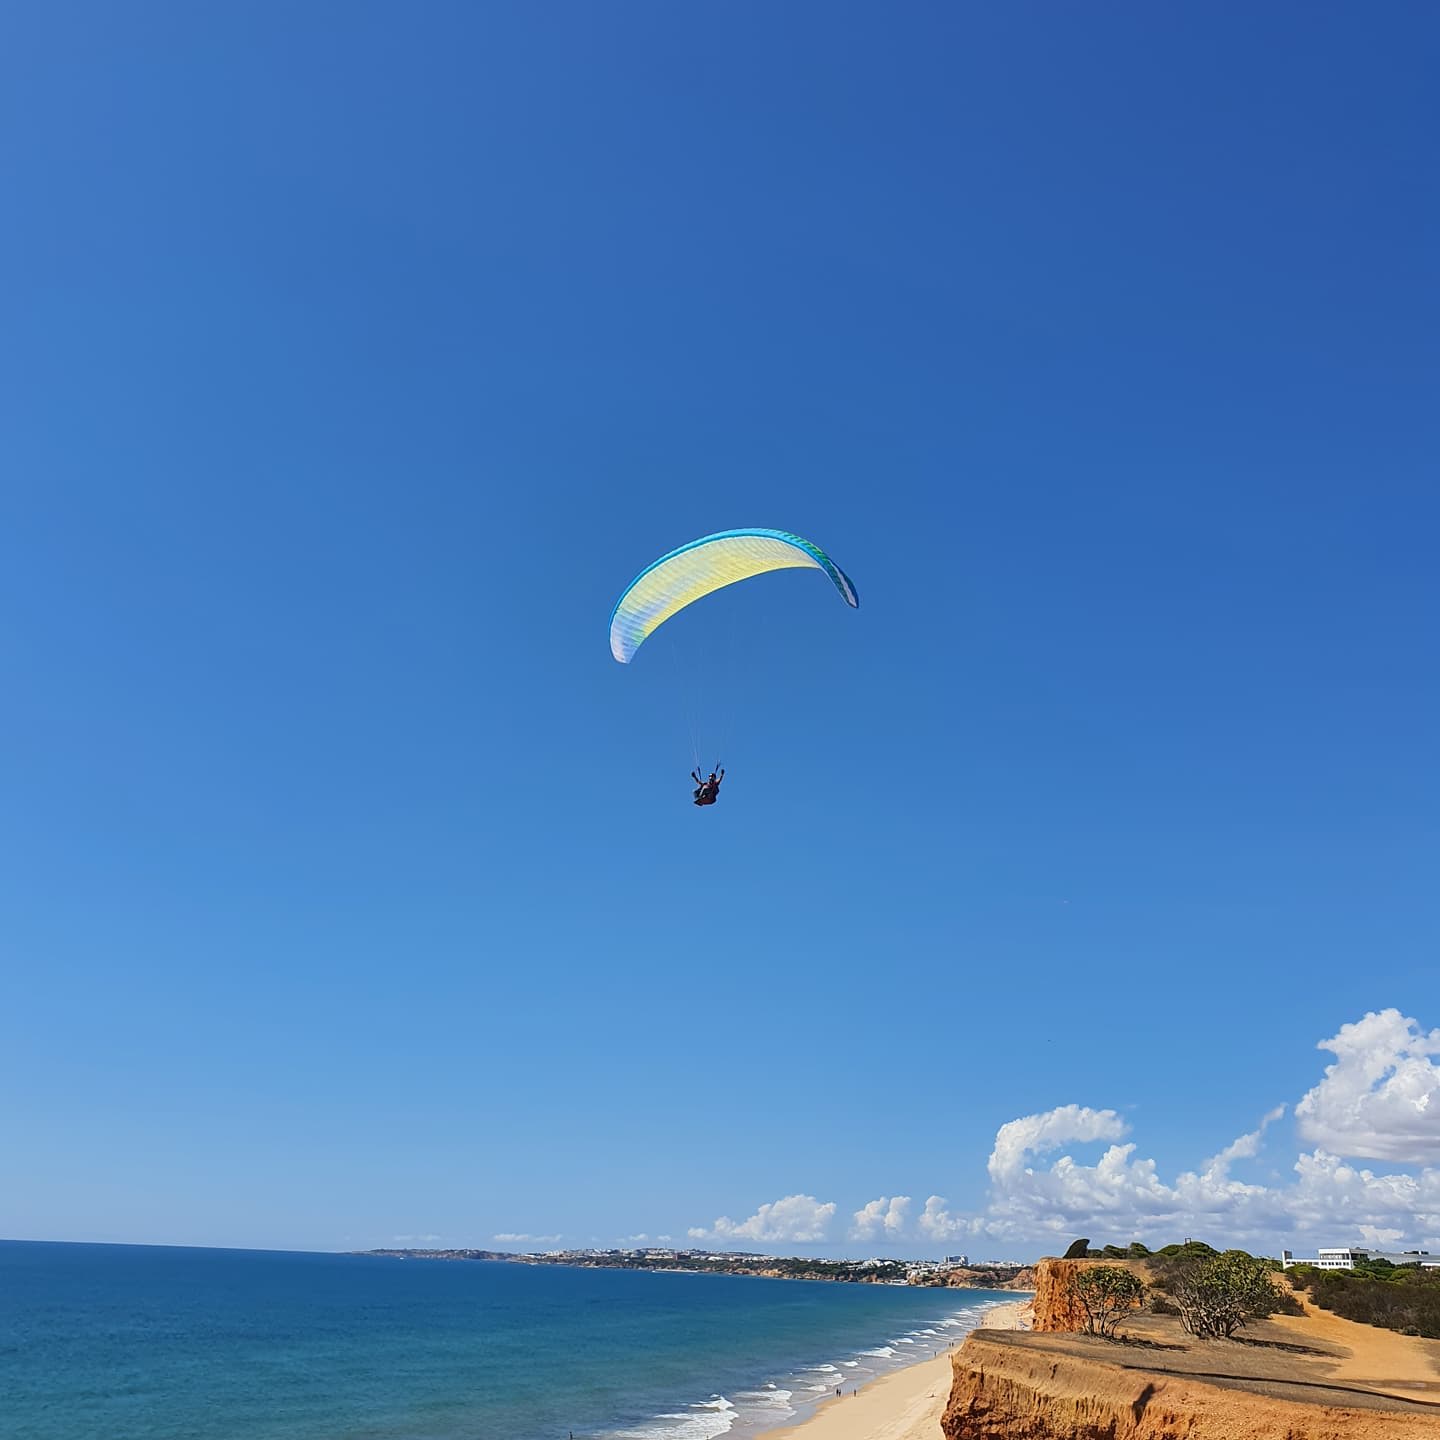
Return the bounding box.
[1358,1225,1406,1248]
[988,1105,1128,1184]
[655,1012,1440,1260]
[492,1232,561,1245]
[1200,1105,1286,1184]
[1286,1151,1440,1237]
[850,1195,911,1242]
[689,1194,837,1244]
[917,1195,977,1242]
[1294,1010,1440,1164]
[938,1014,1440,1252]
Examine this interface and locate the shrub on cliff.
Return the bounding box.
[1074,1265,1148,1337]
[1174,1251,1284,1339]
[1156,1240,1218,1262]
[1301,1267,1440,1338]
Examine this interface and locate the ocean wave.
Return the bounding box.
[733,1388,794,1413]
[604,1396,735,1440]
[804,1384,830,1393]
[894,1337,917,1345]
[840,1360,859,1368]
[805,1364,840,1373]
[861,1346,897,1358]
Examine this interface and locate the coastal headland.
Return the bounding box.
[942,1259,1440,1440]
[359,1246,1036,1290]
[764,1255,1440,1440]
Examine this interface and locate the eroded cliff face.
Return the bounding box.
[1029,1257,1149,1332]
[942,1332,1438,1440]
[1030,1258,1090,1333]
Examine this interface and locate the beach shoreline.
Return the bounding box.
[760,1296,1033,1440]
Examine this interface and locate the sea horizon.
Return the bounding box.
[0,1235,1025,1264]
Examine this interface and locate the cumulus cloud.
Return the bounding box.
[850,1195,911,1242]
[1200,1105,1287,1184]
[673,1012,1440,1258]
[1358,1225,1406,1248]
[988,1106,1128,1184]
[917,1195,978,1242]
[689,1194,837,1244]
[493,1232,561,1245]
[946,1014,1440,1251]
[1294,1010,1440,1164]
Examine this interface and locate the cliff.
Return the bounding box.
[943,1331,1439,1440]
[1031,1258,1106,1331]
[942,1259,1440,1440]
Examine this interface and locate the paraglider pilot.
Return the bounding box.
[691,768,724,806]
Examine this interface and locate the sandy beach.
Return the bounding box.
[767,1299,1032,1440]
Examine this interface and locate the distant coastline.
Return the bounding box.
[355,1245,1036,1290]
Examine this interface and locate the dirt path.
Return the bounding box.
[1269,1296,1440,1400]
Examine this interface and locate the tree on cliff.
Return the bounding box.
[1074,1266,1148,1338]
[1174,1252,1283,1339]
[1062,1238,1091,1260]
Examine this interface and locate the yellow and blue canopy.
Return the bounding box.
[609,528,858,664]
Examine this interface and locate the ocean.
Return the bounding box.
[0,1241,1011,1440]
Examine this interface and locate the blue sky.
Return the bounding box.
[3,4,1438,1258]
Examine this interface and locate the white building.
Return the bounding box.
[1282,1246,1440,1270]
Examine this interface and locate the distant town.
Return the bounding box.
[356,1245,1034,1287]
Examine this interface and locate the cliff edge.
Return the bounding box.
[942,1259,1440,1440]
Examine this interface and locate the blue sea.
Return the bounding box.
[0,1242,1012,1440]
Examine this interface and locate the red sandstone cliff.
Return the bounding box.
[943,1331,1438,1440]
[942,1258,1440,1440]
[1030,1258,1109,1331]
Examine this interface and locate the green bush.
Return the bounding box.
[1074,1266,1148,1338]
[1173,1252,1284,1339]
[1300,1268,1440,1338]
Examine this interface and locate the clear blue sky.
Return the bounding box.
[3,4,1437,1257]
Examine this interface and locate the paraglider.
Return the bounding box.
[609,528,857,807]
[691,768,724,806]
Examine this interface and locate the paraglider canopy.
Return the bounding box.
[608,528,858,663]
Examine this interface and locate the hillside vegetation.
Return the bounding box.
[1289,1262,1440,1338]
